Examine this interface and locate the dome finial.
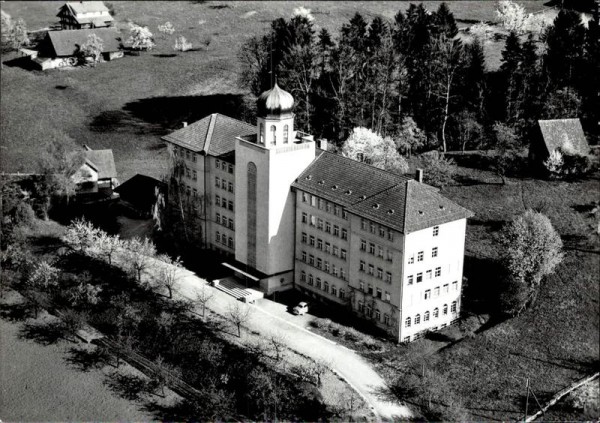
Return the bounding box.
[257,82,294,118]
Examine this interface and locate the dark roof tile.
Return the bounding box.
[46,28,120,56]
[538,119,590,156]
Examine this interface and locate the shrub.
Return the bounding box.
[421,154,456,188]
[174,35,193,52]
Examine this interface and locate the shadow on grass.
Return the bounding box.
[469,218,505,232]
[454,174,501,187]
[105,370,152,401]
[18,320,66,346]
[88,94,250,136]
[152,53,178,58]
[64,345,110,372]
[2,56,38,71]
[0,300,33,322]
[462,255,504,317]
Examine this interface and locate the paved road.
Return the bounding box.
[168,265,413,422]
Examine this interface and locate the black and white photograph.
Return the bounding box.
[1,0,598,421]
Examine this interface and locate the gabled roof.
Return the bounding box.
[538,119,590,156]
[293,151,473,234]
[45,28,120,56]
[162,113,256,157]
[84,149,116,179]
[58,2,111,17]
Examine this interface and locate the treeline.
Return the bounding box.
[239,3,599,151]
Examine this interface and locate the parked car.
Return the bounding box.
[292,301,309,315]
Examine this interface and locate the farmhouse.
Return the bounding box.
[72,145,118,199]
[57,1,114,30]
[34,27,122,70]
[162,83,473,342]
[529,118,591,166]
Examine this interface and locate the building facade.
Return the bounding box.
[162,84,473,342]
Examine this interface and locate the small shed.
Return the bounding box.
[72,146,118,198]
[35,28,123,70]
[529,118,591,166]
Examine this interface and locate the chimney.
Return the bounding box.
[415,168,423,183]
[317,138,328,151]
[182,122,188,128]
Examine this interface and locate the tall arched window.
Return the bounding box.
[270,125,276,145]
[259,123,264,144]
[283,124,289,144]
[247,162,257,268]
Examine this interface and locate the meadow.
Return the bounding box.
[1,1,547,180]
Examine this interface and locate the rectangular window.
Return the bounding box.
[193,188,198,197]
[359,281,365,291]
[228,164,233,174]
[444,284,449,293]
[334,205,340,216]
[361,219,367,230]
[368,264,374,276]
[215,159,220,168]
[387,251,393,262]
[408,255,414,265]
[216,231,220,242]
[434,287,440,297]
[325,222,331,233]
[228,182,234,193]
[316,278,321,289]
[376,288,382,299]
[341,229,348,240]
[332,266,339,277]
[311,195,317,207]
[317,239,323,250]
[302,192,308,203]
[309,255,315,266]
[309,274,314,285]
[215,195,220,207]
[215,176,220,187]
[424,289,431,300]
[317,258,322,269]
[186,150,190,160]
[228,237,233,248]
[432,247,438,258]
[300,271,306,282]
[368,284,373,295]
[340,269,346,281]
[302,232,307,243]
[324,261,330,272]
[331,285,337,296]
[433,226,439,236]
[192,153,197,162]
[386,272,392,283]
[324,242,331,254]
[326,202,332,213]
[370,222,375,233]
[361,240,367,251]
[451,301,457,313]
[229,219,234,230]
[222,179,227,190]
[388,231,394,241]
[405,318,411,328]
[417,272,423,283]
[186,167,191,178]
[369,243,375,255]
[222,161,227,170]
[378,247,384,258]
[426,270,432,280]
[301,251,307,262]
[407,275,414,285]
[318,198,323,210]
[310,215,316,226]
[317,218,324,230]
[452,281,458,291]
[358,301,364,313]
[379,227,385,237]
[417,251,424,262]
[333,246,339,257]
[341,249,347,260]
[342,210,348,220]
[435,267,441,277]
[385,291,391,302]
[360,261,366,272]
[216,213,221,224]
[309,236,315,247]
[228,201,233,211]
[377,268,383,279]
[333,225,340,237]
[375,309,381,321]
[302,212,308,224]
[339,289,345,299]
[384,314,390,325]
[193,170,197,180]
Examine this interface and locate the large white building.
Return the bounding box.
[162,83,473,342]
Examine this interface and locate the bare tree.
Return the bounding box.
[227,301,251,338]
[194,285,214,319]
[156,254,182,299]
[153,355,180,397]
[269,332,288,362]
[308,358,329,387]
[124,237,156,284]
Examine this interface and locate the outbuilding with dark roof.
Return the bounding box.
[529,118,591,167]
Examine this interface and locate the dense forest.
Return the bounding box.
[239,2,599,153]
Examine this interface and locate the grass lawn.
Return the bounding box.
[1,1,551,180]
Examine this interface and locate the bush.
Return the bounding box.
[421,154,456,188]
[174,35,193,52]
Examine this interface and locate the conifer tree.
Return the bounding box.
[500,32,522,125]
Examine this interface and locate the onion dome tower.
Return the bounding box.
[255,81,295,147]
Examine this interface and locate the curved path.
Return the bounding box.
[170,266,413,422]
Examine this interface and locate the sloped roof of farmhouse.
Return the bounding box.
[58,1,112,17]
[84,149,117,180]
[293,151,473,234]
[538,119,590,156]
[45,28,120,56]
[162,113,255,157]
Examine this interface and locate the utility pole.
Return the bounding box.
[524,377,530,422]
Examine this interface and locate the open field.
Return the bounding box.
[1,1,550,180]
